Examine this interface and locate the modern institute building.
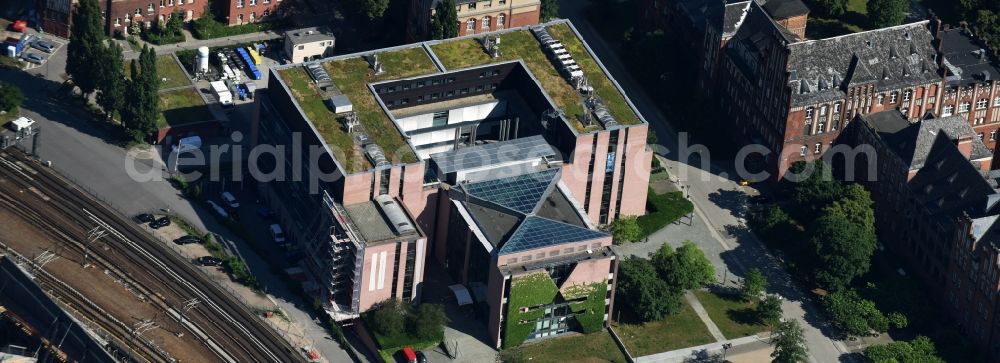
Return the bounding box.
[259,20,650,348]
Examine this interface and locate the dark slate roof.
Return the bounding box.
[498,216,606,254]
[908,134,996,218]
[724,1,752,36]
[430,136,556,174]
[760,0,808,19]
[787,22,940,107]
[939,28,1000,85]
[460,168,559,214]
[862,111,992,170]
[726,1,798,81]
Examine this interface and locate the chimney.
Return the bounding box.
[957,134,974,159]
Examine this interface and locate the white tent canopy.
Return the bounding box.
[448,284,473,306]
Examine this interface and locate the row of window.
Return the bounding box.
[236,0,273,9]
[462,0,508,11]
[382,83,500,107]
[378,70,501,95]
[465,14,505,32]
[941,97,1000,116]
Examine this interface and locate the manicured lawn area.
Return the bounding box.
[693,290,769,339]
[613,298,715,356]
[377,46,440,77]
[804,0,870,39]
[277,66,363,170]
[546,23,639,125]
[158,88,213,128]
[126,55,192,90]
[430,30,591,131]
[636,189,694,238]
[511,332,627,363]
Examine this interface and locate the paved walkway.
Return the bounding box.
[684,292,726,342]
[636,334,769,363]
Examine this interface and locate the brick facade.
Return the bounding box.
[408,0,541,40]
[223,0,284,25]
[100,0,206,36]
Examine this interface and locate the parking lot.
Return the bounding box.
[4,30,65,70]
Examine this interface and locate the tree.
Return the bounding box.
[822,289,903,336]
[810,0,848,17]
[406,303,448,340]
[368,299,408,336]
[66,0,106,95]
[741,268,768,302]
[0,82,24,113]
[810,185,876,291]
[788,161,843,219]
[865,336,945,363]
[618,257,683,321]
[757,295,783,327]
[771,320,808,363]
[96,42,125,120]
[430,0,459,40]
[358,0,390,21]
[540,0,559,21]
[868,0,908,28]
[610,215,642,243]
[652,242,715,291]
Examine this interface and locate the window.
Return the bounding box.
[878,94,885,104]
[250,11,256,22]
[903,89,912,101]
[160,0,165,6]
[978,99,989,110]
[960,102,971,113]
[944,104,954,116]
[834,103,841,113]
[148,3,154,12]
[805,107,814,119]
[482,16,490,30]
[979,133,985,140]
[236,0,243,7]
[115,17,121,26]
[890,92,898,103]
[237,14,244,23]
[250,0,256,5]
[814,143,822,154]
[800,146,807,156]
[497,13,505,29]
[820,105,828,116]
[135,8,141,15]
[468,2,476,10]
[817,120,826,134]
[995,97,1000,107]
[991,130,997,141]
[177,0,183,4]
[499,0,506,4]
[264,0,270,3]
[467,18,475,31]
[168,0,173,5]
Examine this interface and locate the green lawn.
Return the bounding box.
[613,299,715,356]
[510,332,627,363]
[0,108,19,127]
[636,189,694,238]
[547,23,639,125]
[804,0,870,39]
[693,290,769,339]
[430,30,591,131]
[158,88,213,128]
[126,55,192,90]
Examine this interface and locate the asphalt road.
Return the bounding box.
[557,1,849,361]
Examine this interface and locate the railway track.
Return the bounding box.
[0,149,305,363]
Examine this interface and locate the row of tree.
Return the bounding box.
[367,299,448,341]
[927,0,1000,52]
[806,0,909,28]
[67,0,159,143]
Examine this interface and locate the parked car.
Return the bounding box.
[255,207,275,219]
[173,235,203,245]
[21,53,43,65]
[270,224,285,244]
[31,40,55,53]
[134,213,155,223]
[415,351,428,363]
[149,216,171,229]
[402,347,417,363]
[196,256,222,266]
[208,200,229,218]
[221,191,240,208]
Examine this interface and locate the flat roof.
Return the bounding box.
[344,197,420,244]
[284,27,335,45]
[271,19,645,174]
[431,135,556,174]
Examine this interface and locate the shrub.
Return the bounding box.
[407,303,448,340]
[369,299,408,337]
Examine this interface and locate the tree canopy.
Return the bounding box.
[617,257,682,321]
[741,268,768,302]
[788,161,844,220]
[66,0,105,95]
[810,184,876,291]
[431,0,459,39]
[757,295,783,327]
[358,0,390,21]
[864,336,945,363]
[807,0,848,17]
[771,320,809,363]
[822,289,906,336]
[868,0,908,28]
[96,42,125,120]
[0,82,24,114]
[651,241,715,290]
[610,215,642,243]
[540,0,559,21]
[122,45,160,143]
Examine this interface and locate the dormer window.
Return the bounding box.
[943,104,954,116]
[878,94,885,104]
[820,105,828,116]
[890,92,898,103]
[903,90,912,102]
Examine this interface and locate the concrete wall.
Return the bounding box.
[356,236,428,311]
[285,38,335,63]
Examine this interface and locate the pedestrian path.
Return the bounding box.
[684,291,726,342]
[636,334,767,363]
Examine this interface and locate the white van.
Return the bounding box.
[221,191,240,208]
[270,224,285,244]
[208,201,229,218]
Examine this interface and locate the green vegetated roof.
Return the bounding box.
[277,46,436,173]
[158,87,212,128]
[505,272,560,348]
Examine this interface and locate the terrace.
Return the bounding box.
[272,20,643,174]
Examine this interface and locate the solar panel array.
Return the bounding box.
[431,136,555,174]
[499,216,608,254]
[463,169,558,214]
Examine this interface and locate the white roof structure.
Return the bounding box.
[448,284,473,306]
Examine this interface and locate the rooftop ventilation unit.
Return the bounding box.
[374,195,416,235]
[304,62,331,82]
[367,53,384,75]
[365,143,391,169]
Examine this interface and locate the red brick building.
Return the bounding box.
[100,0,207,36]
[221,0,285,25]
[935,27,1000,155]
[406,0,540,41]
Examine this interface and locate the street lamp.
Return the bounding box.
[722,343,732,359]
